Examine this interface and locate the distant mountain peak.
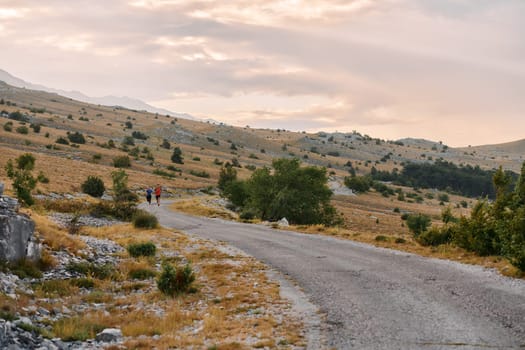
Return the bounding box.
[0,69,195,120]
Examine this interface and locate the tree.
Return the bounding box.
[111,169,137,202]
[222,158,339,225]
[171,147,184,164]
[218,165,237,191]
[5,153,37,206]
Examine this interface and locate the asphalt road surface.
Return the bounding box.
[145,202,525,349]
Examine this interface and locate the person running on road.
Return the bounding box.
[145,186,153,205]
[154,184,162,206]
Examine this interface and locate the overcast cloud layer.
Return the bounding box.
[1,0,524,146]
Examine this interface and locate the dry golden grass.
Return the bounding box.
[32,213,86,253]
[170,198,237,220]
[26,218,304,348]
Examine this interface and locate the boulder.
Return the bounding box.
[0,191,40,263]
[277,217,289,227]
[95,328,123,343]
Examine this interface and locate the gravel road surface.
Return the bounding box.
[145,203,525,349]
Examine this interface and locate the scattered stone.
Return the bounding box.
[49,213,123,228]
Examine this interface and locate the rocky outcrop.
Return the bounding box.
[0,184,41,263]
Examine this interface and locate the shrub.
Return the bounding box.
[112,201,138,220]
[56,137,69,145]
[406,213,431,237]
[128,268,157,280]
[16,126,29,134]
[239,209,256,221]
[81,176,105,197]
[122,136,135,146]
[160,139,171,149]
[395,237,406,244]
[113,155,131,168]
[190,170,210,178]
[67,132,86,144]
[344,175,371,193]
[157,263,195,296]
[8,111,28,122]
[153,168,176,179]
[131,131,148,140]
[132,210,158,229]
[417,226,453,246]
[3,122,12,131]
[37,171,49,183]
[66,262,116,280]
[127,242,157,258]
[438,193,450,202]
[31,124,41,133]
[375,235,388,242]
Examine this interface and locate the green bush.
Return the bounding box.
[112,201,138,220]
[31,124,41,133]
[37,171,49,184]
[127,242,157,258]
[113,155,131,168]
[81,176,105,197]
[153,168,176,179]
[56,137,69,145]
[131,131,148,140]
[3,122,12,132]
[452,202,498,256]
[406,213,431,237]
[344,175,372,193]
[132,210,158,229]
[157,263,195,296]
[16,125,29,134]
[416,226,453,246]
[239,209,256,221]
[67,132,86,144]
[190,170,210,178]
[438,193,450,202]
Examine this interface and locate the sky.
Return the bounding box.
[0,0,524,147]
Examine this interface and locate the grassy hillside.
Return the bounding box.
[1,80,522,196]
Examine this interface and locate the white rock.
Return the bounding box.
[95,328,123,342]
[277,217,289,227]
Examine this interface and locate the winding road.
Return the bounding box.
[145,202,525,349]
